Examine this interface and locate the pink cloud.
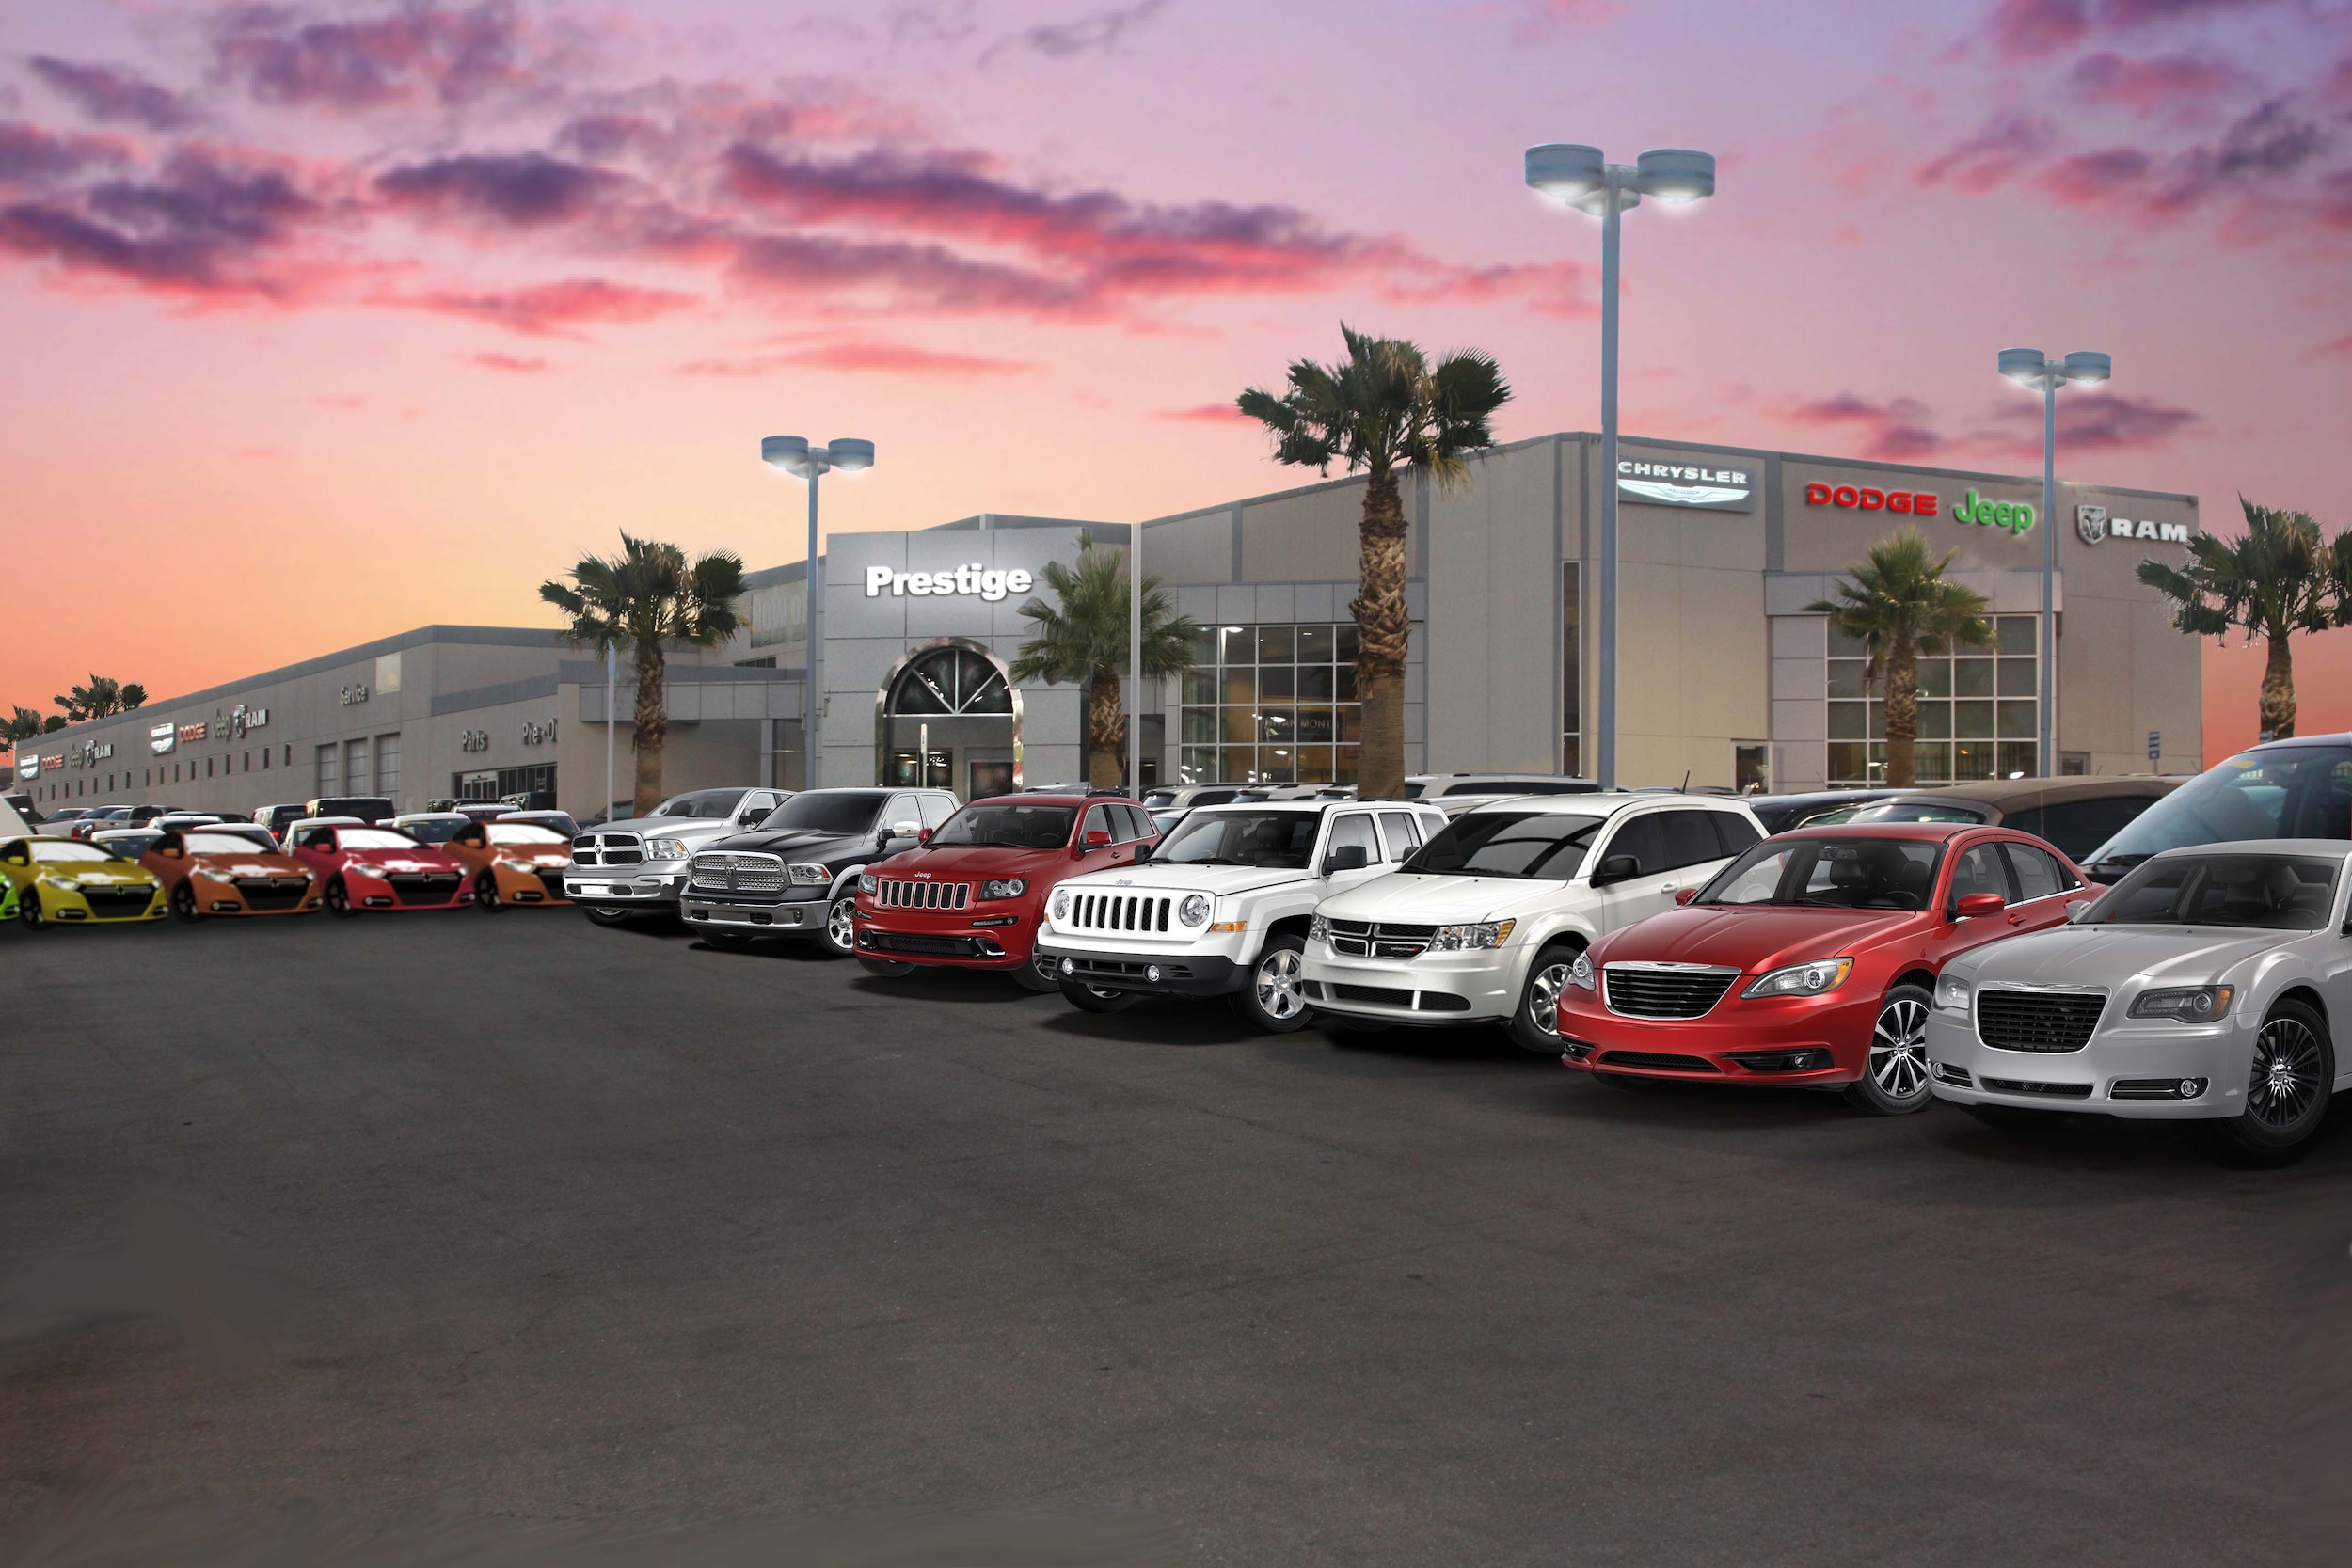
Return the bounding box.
[1987,0,2288,59]
[1915,113,2056,193]
[1156,402,1255,425]
[28,56,200,132]
[375,150,626,228]
[1782,394,1947,460]
[1966,390,2202,457]
[677,340,1032,378]
[470,350,547,372]
[407,277,696,335]
[2067,52,2237,113]
[207,0,542,112]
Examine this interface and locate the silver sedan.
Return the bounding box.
[1925,840,2350,1166]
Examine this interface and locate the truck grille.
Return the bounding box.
[1976,990,2106,1053]
[1064,892,1172,934]
[1602,964,1739,1020]
[690,852,786,896]
[1326,919,1438,958]
[571,832,644,867]
[870,878,971,911]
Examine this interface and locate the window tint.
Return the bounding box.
[2089,749,2352,863]
[1407,812,1604,879]
[1326,813,1378,862]
[1948,845,2010,905]
[918,794,956,830]
[400,817,469,845]
[1851,800,1993,826]
[657,788,750,820]
[1157,811,1318,870]
[1712,814,1764,856]
[755,791,886,834]
[1601,815,1665,878]
[1699,838,1942,911]
[1081,804,1117,842]
[1376,810,1422,861]
[882,796,923,832]
[2002,842,2071,901]
[2002,796,2156,863]
[1660,810,1726,873]
[932,803,1075,849]
[2088,853,2340,930]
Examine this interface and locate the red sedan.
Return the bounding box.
[288,822,472,916]
[1552,824,2090,1114]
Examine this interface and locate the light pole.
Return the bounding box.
[1525,144,1715,791]
[762,436,875,789]
[1996,348,2109,778]
[1128,523,1142,794]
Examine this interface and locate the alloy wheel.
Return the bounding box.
[1526,959,1576,1037]
[1255,946,1305,1022]
[1869,996,1931,1101]
[826,897,857,954]
[2248,1016,2323,1129]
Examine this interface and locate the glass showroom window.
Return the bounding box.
[1176,623,1360,784]
[1826,615,2040,784]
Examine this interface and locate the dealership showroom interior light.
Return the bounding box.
[764,436,876,787]
[1524,143,1715,789]
[1996,348,2109,779]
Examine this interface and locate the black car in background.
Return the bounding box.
[677,786,961,955]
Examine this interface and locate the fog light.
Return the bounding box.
[1146,964,1163,983]
[1060,958,1075,975]
[2179,1078,2206,1099]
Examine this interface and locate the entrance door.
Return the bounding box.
[888,751,952,788]
[969,760,1015,800]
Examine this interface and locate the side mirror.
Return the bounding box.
[1593,853,1641,886]
[1675,887,1698,906]
[916,827,933,845]
[1083,829,1112,848]
[1322,844,1371,875]
[2065,899,2093,923]
[892,820,922,841]
[1955,892,2006,920]
[1132,841,1153,864]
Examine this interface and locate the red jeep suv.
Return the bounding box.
[852,792,1155,990]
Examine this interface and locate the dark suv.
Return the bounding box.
[678,786,961,954]
[852,792,1155,989]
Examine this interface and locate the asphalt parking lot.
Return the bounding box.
[2,911,2347,1566]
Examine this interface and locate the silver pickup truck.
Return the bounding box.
[565,787,791,926]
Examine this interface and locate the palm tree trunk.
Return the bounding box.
[1088,669,1126,789]
[632,638,666,814]
[1883,635,1918,788]
[1352,464,1408,799]
[2261,631,2296,740]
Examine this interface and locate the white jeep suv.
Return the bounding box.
[1034,800,1448,1031]
[1300,794,1766,1048]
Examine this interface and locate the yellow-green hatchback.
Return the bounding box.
[0,835,167,929]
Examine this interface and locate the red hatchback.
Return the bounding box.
[1552,824,2090,1114]
[289,822,472,916]
[852,793,1154,989]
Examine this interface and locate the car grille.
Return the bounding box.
[1597,1050,1723,1073]
[571,832,644,867]
[865,930,991,957]
[388,872,460,907]
[1310,981,1472,1012]
[536,870,566,901]
[1326,919,1438,958]
[1979,1076,2093,1100]
[1064,892,1172,934]
[235,876,310,912]
[689,852,786,896]
[82,885,155,917]
[870,878,971,911]
[1976,990,2106,1053]
[1602,964,1740,1020]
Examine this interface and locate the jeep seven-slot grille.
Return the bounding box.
[1976,990,2106,1053]
[1066,892,1171,934]
[570,832,644,867]
[1602,965,1739,1020]
[689,852,786,896]
[870,878,971,911]
[1326,919,1438,958]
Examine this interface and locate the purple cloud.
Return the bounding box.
[1988,0,2288,58]
[0,121,126,189]
[2067,52,2237,113]
[408,277,696,335]
[979,0,1168,65]
[376,151,622,227]
[209,0,532,112]
[27,57,200,132]
[1784,394,1947,460]
[1915,112,2056,192]
[0,149,325,300]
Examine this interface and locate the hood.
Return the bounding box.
[50,862,154,884]
[1059,861,1314,897]
[620,816,748,841]
[1946,923,2297,988]
[190,853,306,877]
[869,842,1065,879]
[1593,905,1920,971]
[1317,872,1571,925]
[343,847,461,874]
[701,826,869,860]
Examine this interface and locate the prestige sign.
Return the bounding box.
[1617,459,1755,513]
[865,564,1035,601]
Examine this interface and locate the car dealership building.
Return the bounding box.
[15,431,2203,819]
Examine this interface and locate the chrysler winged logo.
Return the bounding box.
[2076,504,2108,546]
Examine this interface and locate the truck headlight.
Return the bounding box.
[981,878,1028,899]
[1178,894,1211,927]
[1568,951,1596,991]
[1308,913,1329,944]
[1741,958,1855,998]
[644,838,690,860]
[1050,889,1069,920]
[1429,919,1514,951]
[2129,984,2235,1022]
[1935,974,1971,1012]
[787,863,833,885]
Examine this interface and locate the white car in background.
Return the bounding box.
[1926,840,2351,1165]
[1034,800,1447,1032]
[1299,794,1767,1048]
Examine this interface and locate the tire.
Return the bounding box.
[1009,951,1062,992]
[324,878,357,919]
[19,887,50,932]
[474,872,504,913]
[2210,999,2334,1168]
[1964,1103,2070,1132]
[1843,984,1936,1116]
[1058,978,1136,1013]
[170,880,203,924]
[821,895,858,958]
[1231,935,1311,1033]
[581,904,634,927]
[1509,942,1584,1053]
[859,956,917,977]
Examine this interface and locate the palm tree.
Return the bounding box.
[54,675,147,722]
[541,532,746,814]
[1238,325,1511,798]
[1010,535,1200,789]
[1807,529,1994,787]
[2137,499,2352,741]
[3,705,50,741]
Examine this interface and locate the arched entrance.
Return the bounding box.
[875,640,1023,799]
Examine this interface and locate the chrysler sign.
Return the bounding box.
[1617,459,1755,513]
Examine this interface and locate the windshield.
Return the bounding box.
[1157,810,1319,869]
[335,828,422,851]
[486,823,566,846]
[399,817,469,844]
[1848,800,1992,826]
[2083,853,2341,930]
[1698,836,1944,910]
[2087,747,2352,866]
[30,840,119,863]
[185,831,277,855]
[654,789,749,820]
[756,791,886,835]
[1404,812,1603,879]
[930,802,1076,849]
[100,832,163,857]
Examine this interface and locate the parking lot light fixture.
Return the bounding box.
[1995,349,2110,779]
[1525,144,1715,789]
[763,436,876,788]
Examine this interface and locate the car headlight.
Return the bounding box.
[1308,912,1329,944]
[1050,889,1070,920]
[1935,974,1971,1013]
[1179,894,1212,927]
[981,878,1029,899]
[1741,958,1855,999]
[787,863,833,885]
[644,838,690,860]
[1568,950,1597,990]
[499,857,537,874]
[1429,919,1515,952]
[40,876,81,892]
[2130,984,2235,1022]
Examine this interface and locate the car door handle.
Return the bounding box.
[2007,911,2026,925]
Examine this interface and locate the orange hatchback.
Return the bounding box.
[140,824,321,920]
[444,820,575,911]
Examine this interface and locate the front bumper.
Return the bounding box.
[854,903,1038,968]
[1924,1007,2250,1119]
[680,883,828,934]
[1032,939,1244,997]
[1298,943,1518,1025]
[1552,988,1876,1085]
[566,863,686,908]
[189,873,321,915]
[35,881,167,923]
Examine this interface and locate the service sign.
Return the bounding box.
[1616,457,1756,513]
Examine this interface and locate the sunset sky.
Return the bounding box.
[4,0,2350,758]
